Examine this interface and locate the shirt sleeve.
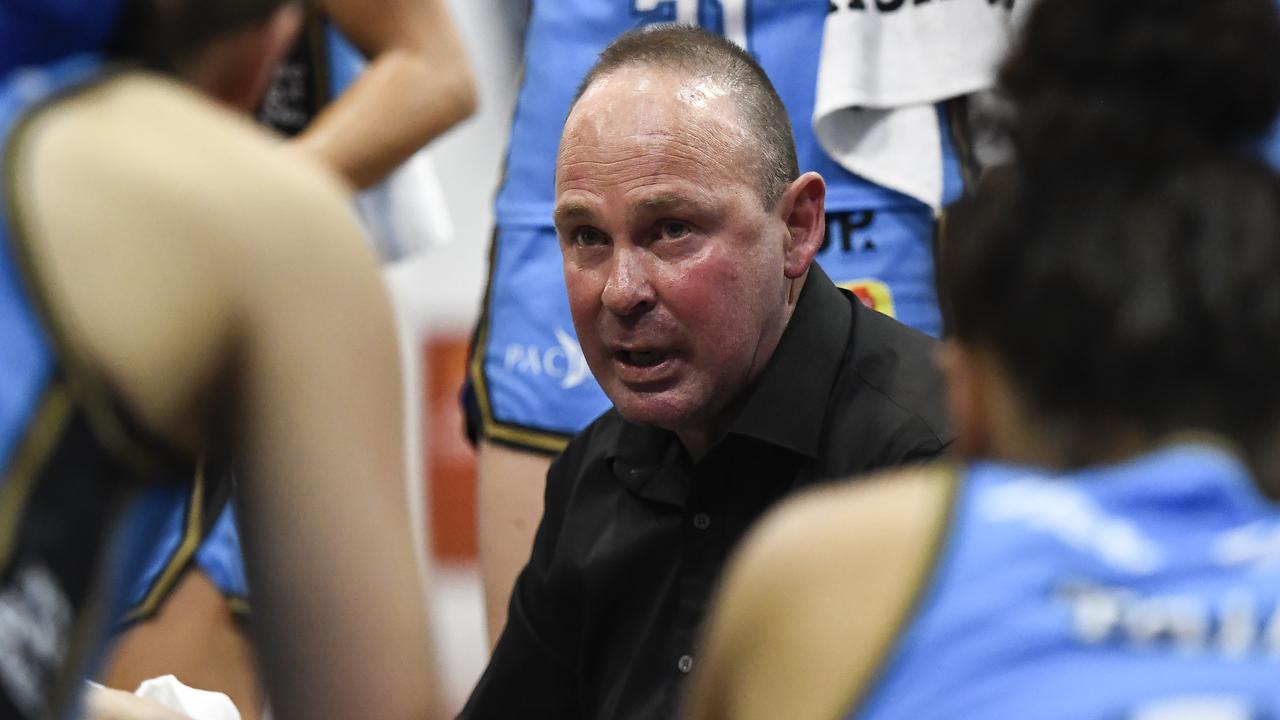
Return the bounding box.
[457,450,581,719]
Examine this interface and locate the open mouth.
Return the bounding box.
[615,349,668,368]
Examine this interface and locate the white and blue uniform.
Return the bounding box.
[854,444,1280,719]
[0,52,222,719]
[470,0,969,452]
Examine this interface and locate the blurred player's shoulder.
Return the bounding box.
[14,68,371,293]
[702,465,956,720]
[10,69,371,448]
[19,70,355,233]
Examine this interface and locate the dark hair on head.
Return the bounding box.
[939,0,1280,475]
[569,25,799,209]
[1001,0,1280,181]
[108,0,295,73]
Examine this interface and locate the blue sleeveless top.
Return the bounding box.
[496,0,966,229]
[855,444,1280,719]
[1,56,210,719]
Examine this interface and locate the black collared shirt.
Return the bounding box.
[459,264,953,719]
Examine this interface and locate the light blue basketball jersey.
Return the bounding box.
[496,0,965,228]
[855,444,1280,720]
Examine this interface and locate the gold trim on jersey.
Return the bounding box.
[227,595,252,617]
[120,459,207,625]
[0,385,133,720]
[841,463,963,718]
[0,384,72,571]
[466,230,572,455]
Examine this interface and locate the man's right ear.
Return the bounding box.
[779,172,826,280]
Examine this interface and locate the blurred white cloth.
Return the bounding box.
[814,0,1030,211]
[134,675,241,720]
[356,148,456,264]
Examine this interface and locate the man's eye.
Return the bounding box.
[572,228,608,246]
[660,221,691,239]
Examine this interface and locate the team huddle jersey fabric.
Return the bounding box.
[0,55,214,720]
[855,444,1280,720]
[496,0,966,227]
[474,0,968,448]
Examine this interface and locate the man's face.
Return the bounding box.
[555,68,794,440]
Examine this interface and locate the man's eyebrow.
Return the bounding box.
[630,193,715,221]
[553,202,595,226]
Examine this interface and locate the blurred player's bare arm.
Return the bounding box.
[688,470,950,720]
[105,0,472,710]
[293,0,476,188]
[17,74,441,720]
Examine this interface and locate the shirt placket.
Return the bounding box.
[663,454,728,715]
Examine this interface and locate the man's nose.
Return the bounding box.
[601,247,655,317]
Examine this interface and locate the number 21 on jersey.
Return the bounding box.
[632,0,749,49]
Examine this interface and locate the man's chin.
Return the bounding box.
[608,388,695,430]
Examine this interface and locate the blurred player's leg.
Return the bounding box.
[103,570,261,720]
[476,441,549,646]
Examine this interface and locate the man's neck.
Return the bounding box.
[676,429,718,463]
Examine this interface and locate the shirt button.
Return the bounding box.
[692,512,711,531]
[677,654,694,674]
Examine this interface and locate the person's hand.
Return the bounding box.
[81,683,193,720]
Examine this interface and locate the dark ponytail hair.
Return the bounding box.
[940,0,1280,473]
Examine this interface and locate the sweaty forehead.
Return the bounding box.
[558,67,752,177]
[555,68,765,214]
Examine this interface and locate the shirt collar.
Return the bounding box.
[721,263,851,457]
[608,422,688,506]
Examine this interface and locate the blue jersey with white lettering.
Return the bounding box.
[496,0,965,227]
[0,55,213,719]
[854,444,1280,720]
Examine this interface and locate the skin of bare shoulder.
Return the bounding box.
[14,70,371,451]
[689,465,956,720]
[17,71,440,719]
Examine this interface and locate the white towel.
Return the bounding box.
[134,675,241,720]
[814,0,1030,211]
[356,148,456,264]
